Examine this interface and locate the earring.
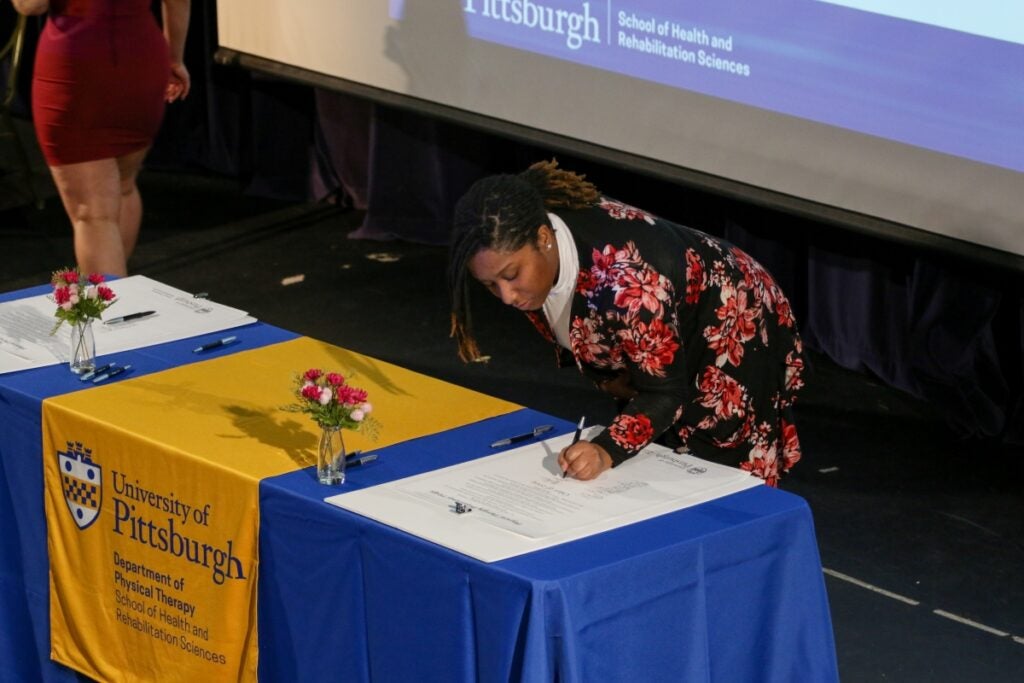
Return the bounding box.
[546,243,552,251]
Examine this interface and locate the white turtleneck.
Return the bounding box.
[542,212,579,350]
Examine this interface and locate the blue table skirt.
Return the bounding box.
[259,409,839,682]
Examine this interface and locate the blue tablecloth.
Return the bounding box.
[0,284,297,683]
[0,285,839,682]
[260,409,839,682]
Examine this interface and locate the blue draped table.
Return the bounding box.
[0,285,838,682]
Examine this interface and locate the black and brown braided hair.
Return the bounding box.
[447,159,600,362]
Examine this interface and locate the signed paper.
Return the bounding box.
[325,427,760,562]
[0,276,255,373]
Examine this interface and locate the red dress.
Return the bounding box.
[31,0,170,166]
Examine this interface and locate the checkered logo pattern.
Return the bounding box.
[62,475,99,510]
[58,441,102,530]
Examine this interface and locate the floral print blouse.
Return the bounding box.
[525,198,804,486]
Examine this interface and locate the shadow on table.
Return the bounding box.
[223,404,316,470]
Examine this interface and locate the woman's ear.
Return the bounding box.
[536,224,555,251]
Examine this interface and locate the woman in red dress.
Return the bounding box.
[12,0,191,276]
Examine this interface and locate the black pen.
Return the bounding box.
[192,336,237,353]
[103,310,156,325]
[490,424,554,448]
[346,454,378,468]
[563,416,586,478]
[92,364,132,383]
[79,362,114,381]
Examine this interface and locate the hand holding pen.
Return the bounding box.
[558,417,612,480]
[561,416,585,478]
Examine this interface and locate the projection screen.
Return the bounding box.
[215,1,1024,269]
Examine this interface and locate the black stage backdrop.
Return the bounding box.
[5,4,1022,447]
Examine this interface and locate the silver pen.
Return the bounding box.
[103,311,156,325]
[92,364,133,383]
[79,362,114,381]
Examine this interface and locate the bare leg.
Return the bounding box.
[50,158,125,276]
[48,147,149,276]
[115,148,149,259]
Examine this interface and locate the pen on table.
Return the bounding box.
[563,416,586,478]
[92,364,132,384]
[192,336,237,354]
[79,362,114,382]
[346,453,378,468]
[103,310,156,325]
[489,424,554,448]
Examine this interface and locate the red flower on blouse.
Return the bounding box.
[697,365,748,421]
[684,248,706,305]
[780,419,802,471]
[705,284,759,367]
[620,317,680,377]
[741,441,780,487]
[608,413,655,451]
[570,314,611,367]
[598,197,657,224]
[784,347,805,395]
[612,265,673,319]
[732,247,796,329]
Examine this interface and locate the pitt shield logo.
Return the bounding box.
[58,441,102,530]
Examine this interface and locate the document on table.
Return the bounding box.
[0,275,256,373]
[325,427,761,562]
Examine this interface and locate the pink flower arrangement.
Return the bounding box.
[284,368,380,435]
[49,268,116,332]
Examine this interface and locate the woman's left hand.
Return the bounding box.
[559,440,613,480]
[166,61,191,102]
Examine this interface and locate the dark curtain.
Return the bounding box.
[724,213,1024,447]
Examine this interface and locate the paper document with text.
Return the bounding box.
[325,427,760,562]
[0,276,255,373]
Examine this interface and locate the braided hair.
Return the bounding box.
[447,160,600,362]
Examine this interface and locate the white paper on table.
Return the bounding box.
[325,427,761,562]
[0,275,256,373]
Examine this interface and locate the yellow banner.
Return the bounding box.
[44,337,518,682]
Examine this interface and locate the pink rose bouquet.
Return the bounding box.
[284,368,380,436]
[49,268,116,333]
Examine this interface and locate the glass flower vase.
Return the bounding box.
[69,319,96,375]
[317,425,347,485]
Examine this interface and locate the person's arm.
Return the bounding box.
[11,0,48,15]
[563,267,691,479]
[161,0,191,102]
